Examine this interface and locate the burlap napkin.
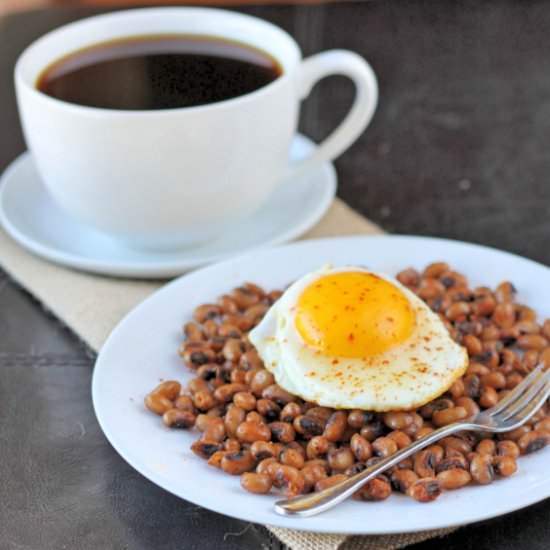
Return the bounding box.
[0,197,455,549]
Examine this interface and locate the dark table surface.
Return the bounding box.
[1,2,550,549]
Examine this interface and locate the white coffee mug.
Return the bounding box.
[15,8,378,250]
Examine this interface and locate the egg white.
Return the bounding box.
[248,267,468,411]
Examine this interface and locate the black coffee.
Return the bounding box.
[36,34,282,110]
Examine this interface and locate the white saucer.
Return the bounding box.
[0,134,336,279]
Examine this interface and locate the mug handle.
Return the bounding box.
[286,50,378,180]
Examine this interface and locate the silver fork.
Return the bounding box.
[275,362,550,517]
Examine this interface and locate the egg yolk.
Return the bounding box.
[295,272,416,358]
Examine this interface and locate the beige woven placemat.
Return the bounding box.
[0,197,455,549]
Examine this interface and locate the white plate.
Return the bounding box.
[92,235,550,534]
[0,134,335,279]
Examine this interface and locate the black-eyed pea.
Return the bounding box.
[236,421,271,443]
[414,449,437,477]
[502,425,531,442]
[350,434,372,462]
[395,457,414,470]
[193,390,216,411]
[449,378,465,399]
[224,438,241,453]
[183,321,204,341]
[455,397,480,418]
[214,383,248,403]
[315,474,348,492]
[178,348,216,369]
[218,294,239,314]
[423,262,449,278]
[269,421,296,443]
[280,402,302,423]
[240,472,272,494]
[493,303,516,329]
[191,439,223,459]
[517,334,549,351]
[534,417,550,433]
[195,413,216,432]
[391,469,418,493]
[256,457,278,477]
[462,334,483,356]
[301,463,328,492]
[222,338,242,362]
[144,393,173,415]
[518,431,550,454]
[397,267,420,286]
[223,406,246,438]
[372,437,398,458]
[174,394,196,413]
[382,411,414,431]
[446,302,471,322]
[432,406,468,427]
[267,290,283,303]
[306,436,331,459]
[243,304,269,324]
[493,455,518,477]
[327,447,355,472]
[360,420,385,442]
[417,278,446,300]
[231,286,260,309]
[323,411,348,442]
[188,377,210,395]
[221,450,256,475]
[436,454,468,473]
[273,464,305,497]
[304,458,330,473]
[193,303,222,323]
[249,370,275,396]
[256,399,281,422]
[229,370,246,385]
[347,410,373,429]
[495,282,516,303]
[470,453,495,484]
[496,440,520,458]
[294,415,325,438]
[280,448,305,469]
[481,372,507,389]
[162,409,196,429]
[262,384,295,406]
[239,349,263,371]
[407,478,441,502]
[201,417,226,442]
[441,436,472,455]
[523,350,540,371]
[387,430,412,449]
[196,363,221,382]
[479,387,498,409]
[246,411,265,424]
[152,380,181,400]
[306,407,333,423]
[466,362,490,377]
[207,451,226,469]
[354,476,392,501]
[437,469,472,490]
[250,441,278,461]
[344,463,366,476]
[476,439,496,455]
[218,322,242,339]
[403,413,424,436]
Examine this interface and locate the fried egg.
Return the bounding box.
[249,267,468,411]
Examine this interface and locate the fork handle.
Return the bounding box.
[274,421,472,517]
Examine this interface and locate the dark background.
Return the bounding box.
[1,1,549,549]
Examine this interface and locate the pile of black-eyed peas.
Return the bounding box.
[145,264,550,502]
